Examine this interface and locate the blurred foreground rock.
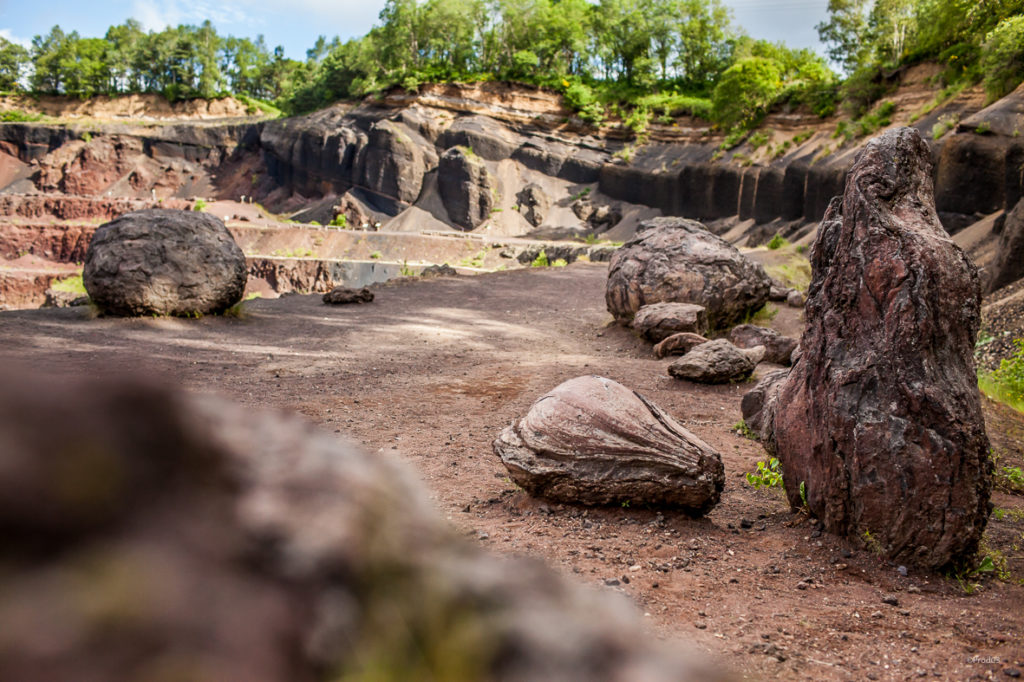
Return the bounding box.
[83,209,247,316]
[0,371,726,682]
[493,376,724,513]
[771,128,991,569]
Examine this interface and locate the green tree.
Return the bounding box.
[816,0,870,73]
[712,56,782,127]
[981,14,1024,100]
[0,38,29,91]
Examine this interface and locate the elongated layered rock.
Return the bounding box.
[667,339,764,384]
[493,376,724,513]
[606,217,770,329]
[653,332,709,358]
[773,128,991,569]
[0,370,726,682]
[632,301,708,342]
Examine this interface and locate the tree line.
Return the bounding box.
[0,0,1022,131]
[0,19,315,101]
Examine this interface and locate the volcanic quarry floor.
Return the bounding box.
[2,262,1023,681]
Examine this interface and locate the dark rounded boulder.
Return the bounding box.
[772,128,991,569]
[83,209,247,317]
[605,217,770,329]
[493,376,724,513]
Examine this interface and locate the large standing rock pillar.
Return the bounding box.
[772,127,991,569]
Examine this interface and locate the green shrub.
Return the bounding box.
[766,233,787,250]
[979,338,1024,412]
[981,16,1024,102]
[193,198,207,212]
[631,92,713,119]
[330,214,348,228]
[712,57,783,128]
[0,109,43,122]
[551,258,568,267]
[531,250,549,267]
[563,80,605,126]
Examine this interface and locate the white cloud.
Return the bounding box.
[0,28,31,48]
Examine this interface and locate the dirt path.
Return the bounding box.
[2,262,1023,681]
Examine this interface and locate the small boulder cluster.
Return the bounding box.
[606,216,799,383]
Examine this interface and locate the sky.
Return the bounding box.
[0,0,831,61]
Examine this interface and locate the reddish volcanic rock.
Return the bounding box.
[772,128,991,569]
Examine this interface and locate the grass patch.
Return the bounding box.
[631,92,712,119]
[530,250,549,268]
[978,338,1024,413]
[765,255,812,293]
[459,249,488,268]
[0,108,44,122]
[50,273,86,294]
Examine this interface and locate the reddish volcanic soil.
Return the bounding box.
[1,263,1022,681]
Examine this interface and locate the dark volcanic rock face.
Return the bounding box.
[772,128,991,569]
[605,217,770,329]
[493,376,725,513]
[360,119,435,204]
[83,209,247,316]
[438,147,496,230]
[0,371,725,682]
[986,197,1024,293]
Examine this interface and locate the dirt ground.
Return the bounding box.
[2,262,1023,681]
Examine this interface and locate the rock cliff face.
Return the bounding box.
[1,79,1023,255]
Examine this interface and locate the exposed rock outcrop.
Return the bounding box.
[438,147,496,230]
[728,324,797,366]
[516,183,549,227]
[493,376,724,513]
[83,209,247,316]
[772,128,991,569]
[632,302,708,342]
[667,339,764,384]
[986,197,1024,293]
[0,370,726,682]
[606,217,771,328]
[361,119,436,204]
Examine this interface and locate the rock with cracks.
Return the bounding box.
[0,370,728,682]
[668,339,764,384]
[493,376,724,513]
[323,286,374,304]
[438,147,496,230]
[606,217,770,329]
[632,302,708,342]
[83,208,246,317]
[740,368,789,444]
[728,324,797,366]
[654,332,709,358]
[772,127,991,569]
